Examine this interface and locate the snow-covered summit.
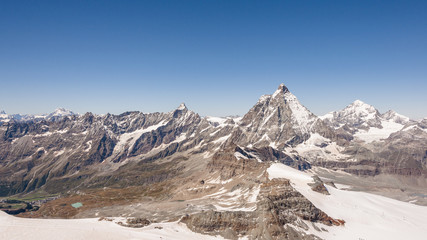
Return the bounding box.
[235,83,333,149]
[272,83,289,98]
[48,108,76,118]
[321,100,412,143]
[342,100,379,120]
[177,103,187,111]
[321,100,380,129]
[272,84,319,132]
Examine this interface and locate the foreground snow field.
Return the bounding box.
[268,163,427,240]
[0,211,224,240]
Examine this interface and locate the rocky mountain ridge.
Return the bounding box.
[1,84,427,239]
[0,108,77,123]
[1,84,426,196]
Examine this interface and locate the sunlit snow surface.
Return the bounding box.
[0,212,224,240]
[354,120,405,143]
[268,163,427,240]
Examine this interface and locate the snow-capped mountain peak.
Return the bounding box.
[345,100,378,118]
[352,99,368,106]
[48,108,76,118]
[321,100,414,143]
[270,84,316,127]
[321,100,380,129]
[177,103,187,111]
[272,83,289,98]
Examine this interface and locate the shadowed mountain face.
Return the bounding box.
[0,84,426,198]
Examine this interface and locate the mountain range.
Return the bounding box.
[1,84,427,239]
[0,108,76,122]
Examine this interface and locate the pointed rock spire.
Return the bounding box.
[277,83,289,93]
[272,83,290,98]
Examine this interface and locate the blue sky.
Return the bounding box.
[1,0,426,119]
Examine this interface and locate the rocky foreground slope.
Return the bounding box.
[1,84,427,239]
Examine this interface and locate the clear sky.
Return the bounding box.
[1,0,426,119]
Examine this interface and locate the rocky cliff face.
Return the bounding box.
[182,178,343,240]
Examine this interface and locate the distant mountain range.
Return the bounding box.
[0,108,76,122]
[1,84,427,239]
[1,84,426,192]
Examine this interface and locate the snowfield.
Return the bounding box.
[354,120,405,143]
[268,163,427,240]
[0,211,224,240]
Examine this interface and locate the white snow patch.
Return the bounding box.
[260,109,276,127]
[319,112,333,120]
[247,186,260,203]
[354,120,405,143]
[34,131,53,137]
[233,117,242,124]
[54,149,65,157]
[212,134,231,144]
[209,129,222,136]
[206,116,227,125]
[149,133,187,154]
[33,129,68,137]
[84,140,92,152]
[234,152,248,160]
[72,130,88,136]
[294,134,349,161]
[212,186,260,212]
[205,176,232,185]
